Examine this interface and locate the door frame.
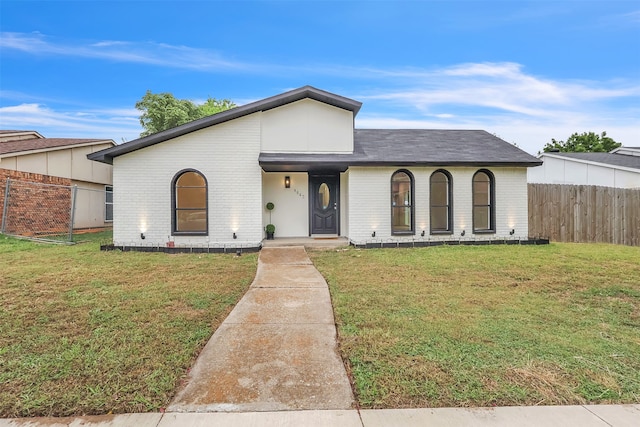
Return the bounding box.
[308,174,340,236]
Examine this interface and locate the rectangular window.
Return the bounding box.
[105,185,113,222]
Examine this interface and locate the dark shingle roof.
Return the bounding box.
[354,129,539,164]
[545,152,640,170]
[86,86,539,169]
[0,137,112,156]
[259,129,541,171]
[88,86,362,164]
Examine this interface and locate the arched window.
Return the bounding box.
[430,170,452,234]
[391,170,414,235]
[473,169,495,233]
[172,169,208,235]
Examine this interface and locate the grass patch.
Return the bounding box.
[309,243,640,408]
[0,232,257,417]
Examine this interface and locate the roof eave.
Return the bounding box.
[259,159,543,168]
[2,139,115,159]
[87,86,362,164]
[346,160,543,167]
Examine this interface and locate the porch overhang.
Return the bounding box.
[259,153,351,173]
[258,152,542,172]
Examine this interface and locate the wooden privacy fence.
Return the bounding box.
[528,184,640,246]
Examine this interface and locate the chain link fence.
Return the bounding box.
[1,178,112,242]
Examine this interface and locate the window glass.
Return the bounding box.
[177,210,207,232]
[177,172,206,187]
[391,171,413,234]
[430,171,451,233]
[474,173,490,205]
[105,186,113,222]
[473,206,490,230]
[473,171,494,232]
[431,206,449,230]
[318,183,330,210]
[176,187,206,209]
[174,171,207,234]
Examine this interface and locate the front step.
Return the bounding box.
[261,237,349,249]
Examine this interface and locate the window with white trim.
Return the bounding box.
[105,185,113,222]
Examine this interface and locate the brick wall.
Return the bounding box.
[0,168,72,236]
[347,166,530,244]
[112,113,263,247]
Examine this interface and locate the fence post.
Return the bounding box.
[1,178,10,234]
[68,185,78,242]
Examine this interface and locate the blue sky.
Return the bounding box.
[1,0,638,154]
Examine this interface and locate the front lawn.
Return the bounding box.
[0,233,257,417]
[310,243,640,408]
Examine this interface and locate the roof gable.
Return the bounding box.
[88,86,362,164]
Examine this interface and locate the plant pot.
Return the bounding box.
[266,232,274,240]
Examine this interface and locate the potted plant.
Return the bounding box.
[265,223,276,240]
[265,202,275,239]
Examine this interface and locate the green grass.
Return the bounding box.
[0,233,257,417]
[309,243,640,408]
[3,236,639,415]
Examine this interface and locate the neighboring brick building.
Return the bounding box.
[0,169,72,236]
[0,130,115,233]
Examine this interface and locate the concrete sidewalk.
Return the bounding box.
[167,246,354,412]
[3,405,639,426]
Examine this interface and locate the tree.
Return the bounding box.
[199,98,237,116]
[135,91,236,137]
[542,131,621,153]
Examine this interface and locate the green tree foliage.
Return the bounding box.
[199,98,237,117]
[135,91,236,137]
[542,131,622,153]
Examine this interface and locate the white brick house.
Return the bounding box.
[88,86,542,251]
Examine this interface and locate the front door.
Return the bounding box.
[310,175,338,235]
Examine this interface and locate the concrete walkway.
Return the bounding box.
[167,246,354,412]
[261,236,349,249]
[3,405,639,426]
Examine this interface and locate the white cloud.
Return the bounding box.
[1,34,637,154]
[0,103,141,142]
[351,62,639,153]
[626,10,640,22]
[356,112,640,155]
[0,32,249,71]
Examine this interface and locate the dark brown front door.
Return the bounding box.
[310,175,338,235]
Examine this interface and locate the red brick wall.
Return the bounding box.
[0,168,73,236]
